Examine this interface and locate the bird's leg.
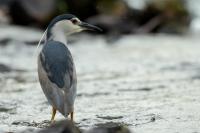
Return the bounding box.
[51,107,56,123]
[70,112,74,121]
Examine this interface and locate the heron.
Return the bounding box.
[37,14,101,122]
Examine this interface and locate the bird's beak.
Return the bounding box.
[79,22,102,32]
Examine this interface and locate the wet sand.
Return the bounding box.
[0,33,200,133]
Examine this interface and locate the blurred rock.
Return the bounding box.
[87,122,132,133]
[9,0,56,26]
[87,14,137,35]
[18,120,133,133]
[0,64,11,73]
[96,0,128,16]
[36,120,81,133]
[65,0,98,20]
[87,0,139,35]
[0,9,10,24]
[1,0,191,35]
[0,0,12,24]
[87,0,191,35]
[136,0,190,34]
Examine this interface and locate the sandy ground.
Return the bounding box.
[0,32,200,133]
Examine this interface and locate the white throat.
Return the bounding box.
[51,25,68,45]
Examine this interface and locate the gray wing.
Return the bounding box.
[40,41,74,89]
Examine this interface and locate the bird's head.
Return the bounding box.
[47,14,102,38]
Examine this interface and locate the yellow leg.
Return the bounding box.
[70,112,74,121]
[51,107,56,123]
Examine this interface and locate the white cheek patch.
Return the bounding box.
[52,19,83,37]
[58,20,81,33]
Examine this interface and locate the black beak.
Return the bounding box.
[79,22,102,32]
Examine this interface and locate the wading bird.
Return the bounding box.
[37,14,101,122]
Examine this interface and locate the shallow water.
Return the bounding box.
[0,33,200,133]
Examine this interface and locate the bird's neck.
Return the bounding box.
[48,25,68,45]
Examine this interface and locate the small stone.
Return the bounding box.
[0,64,11,73]
[87,124,132,133]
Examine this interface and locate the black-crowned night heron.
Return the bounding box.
[37,14,101,122]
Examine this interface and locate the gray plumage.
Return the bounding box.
[38,40,77,116]
[40,41,74,88]
[37,14,101,120]
[38,14,77,117]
